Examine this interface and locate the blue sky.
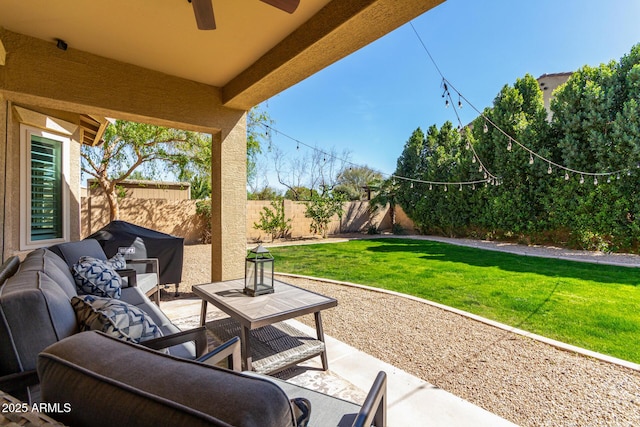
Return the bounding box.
[254,0,640,190]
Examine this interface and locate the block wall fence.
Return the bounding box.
[82,198,416,244]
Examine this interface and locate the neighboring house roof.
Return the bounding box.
[537,72,573,120]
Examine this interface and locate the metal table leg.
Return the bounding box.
[199,300,208,327]
[314,311,329,370]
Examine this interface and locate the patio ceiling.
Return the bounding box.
[0,0,445,111]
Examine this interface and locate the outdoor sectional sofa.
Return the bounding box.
[0,240,387,426]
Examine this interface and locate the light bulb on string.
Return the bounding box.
[547,163,552,174]
[565,172,570,181]
[472,156,476,163]
[459,184,462,191]
[507,140,512,151]
[444,185,448,192]
[594,176,598,185]
[429,183,433,190]
[478,165,483,172]
[580,175,585,184]
[529,153,534,165]
[445,99,449,108]
[458,95,462,109]
[472,183,476,190]
[483,123,488,133]
[410,182,414,189]
[465,141,470,150]
[607,176,611,183]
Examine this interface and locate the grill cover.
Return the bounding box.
[87,221,184,285]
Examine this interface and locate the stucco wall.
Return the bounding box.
[82,196,207,244]
[247,200,412,241]
[82,198,417,244]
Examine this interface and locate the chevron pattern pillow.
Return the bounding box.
[72,256,122,299]
[71,295,163,343]
[105,253,126,270]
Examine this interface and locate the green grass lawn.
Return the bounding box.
[269,238,640,364]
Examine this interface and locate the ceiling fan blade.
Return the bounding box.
[260,0,300,14]
[191,0,216,30]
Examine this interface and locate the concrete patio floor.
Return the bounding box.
[161,298,517,427]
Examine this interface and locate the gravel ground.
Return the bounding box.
[173,236,640,427]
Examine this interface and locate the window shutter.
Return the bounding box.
[30,135,63,240]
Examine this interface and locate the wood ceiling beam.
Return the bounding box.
[222,0,444,110]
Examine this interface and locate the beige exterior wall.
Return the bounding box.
[81,196,206,245]
[1,101,83,259]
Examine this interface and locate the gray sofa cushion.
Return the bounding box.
[18,249,77,298]
[48,239,108,267]
[0,270,78,374]
[135,272,159,295]
[38,331,297,427]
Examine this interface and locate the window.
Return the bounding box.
[20,125,70,249]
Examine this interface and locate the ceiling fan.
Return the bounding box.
[189,0,300,30]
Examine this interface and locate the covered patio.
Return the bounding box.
[0,0,444,270]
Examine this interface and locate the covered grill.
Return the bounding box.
[87,221,184,286]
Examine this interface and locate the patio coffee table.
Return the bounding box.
[192,278,337,374]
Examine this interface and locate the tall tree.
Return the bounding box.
[334,166,383,200]
[81,120,209,220]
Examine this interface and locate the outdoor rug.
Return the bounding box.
[171,313,367,404]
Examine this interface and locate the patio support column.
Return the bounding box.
[210,113,247,281]
[0,96,6,259]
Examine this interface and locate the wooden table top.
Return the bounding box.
[193,278,337,329]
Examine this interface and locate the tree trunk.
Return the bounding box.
[390,204,396,226]
[106,189,119,221]
[99,179,120,221]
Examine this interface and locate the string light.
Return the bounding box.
[507,139,512,151]
[547,163,552,174]
[409,21,631,185]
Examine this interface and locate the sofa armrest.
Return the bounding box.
[197,336,242,372]
[352,371,387,427]
[0,370,40,395]
[116,268,137,287]
[126,258,159,274]
[141,326,208,357]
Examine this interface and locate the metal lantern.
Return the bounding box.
[244,244,274,296]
